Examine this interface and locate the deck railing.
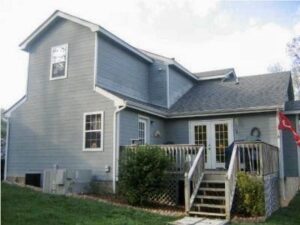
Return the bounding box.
[235,141,279,176]
[119,144,200,174]
[225,141,279,219]
[225,144,239,219]
[184,145,205,213]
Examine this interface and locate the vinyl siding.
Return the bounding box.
[282,115,299,177]
[119,109,166,146]
[165,113,278,146]
[168,67,194,107]
[149,61,168,107]
[97,34,150,102]
[7,18,116,180]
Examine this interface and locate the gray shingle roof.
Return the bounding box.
[285,100,300,111]
[98,72,291,117]
[194,68,234,79]
[169,72,291,116]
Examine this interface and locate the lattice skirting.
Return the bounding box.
[149,177,180,206]
[264,174,280,217]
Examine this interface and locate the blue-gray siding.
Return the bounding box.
[119,109,166,146]
[165,113,278,146]
[97,34,150,102]
[168,67,194,107]
[282,115,299,177]
[148,61,168,107]
[8,19,116,180]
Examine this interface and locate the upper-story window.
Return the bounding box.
[50,44,68,80]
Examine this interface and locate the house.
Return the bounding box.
[4,10,300,219]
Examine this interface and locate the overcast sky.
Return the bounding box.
[0,0,299,109]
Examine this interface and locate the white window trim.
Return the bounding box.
[138,115,150,144]
[49,43,69,81]
[82,111,104,152]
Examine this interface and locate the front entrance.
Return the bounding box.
[190,119,234,169]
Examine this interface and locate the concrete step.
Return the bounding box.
[168,216,229,225]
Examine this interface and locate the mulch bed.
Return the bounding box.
[231,215,266,223]
[73,193,185,217]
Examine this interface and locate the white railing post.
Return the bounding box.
[184,172,190,214]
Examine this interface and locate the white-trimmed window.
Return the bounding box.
[83,111,104,151]
[138,117,149,145]
[50,44,68,80]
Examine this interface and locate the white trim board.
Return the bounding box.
[138,115,150,144]
[4,96,27,117]
[19,10,153,63]
[82,111,104,152]
[94,86,126,107]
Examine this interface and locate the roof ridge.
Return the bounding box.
[238,71,291,79]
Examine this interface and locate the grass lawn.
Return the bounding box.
[231,192,300,225]
[1,183,176,225]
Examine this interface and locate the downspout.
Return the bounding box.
[112,102,127,193]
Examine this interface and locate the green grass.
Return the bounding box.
[1,183,175,225]
[231,192,300,225]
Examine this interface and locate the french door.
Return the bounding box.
[190,119,234,169]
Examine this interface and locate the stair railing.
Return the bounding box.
[225,144,239,220]
[184,145,205,214]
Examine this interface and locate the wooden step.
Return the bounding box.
[202,180,225,184]
[189,211,226,217]
[193,203,226,209]
[196,195,225,200]
[199,187,225,192]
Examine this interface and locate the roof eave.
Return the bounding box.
[19,11,153,63]
[168,105,284,118]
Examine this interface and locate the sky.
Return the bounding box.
[0,0,300,109]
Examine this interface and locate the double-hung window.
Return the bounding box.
[50,44,68,80]
[83,112,103,151]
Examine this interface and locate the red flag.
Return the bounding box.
[278,112,300,147]
[278,112,293,130]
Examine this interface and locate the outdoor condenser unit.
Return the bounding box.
[43,168,92,195]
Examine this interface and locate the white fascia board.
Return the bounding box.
[126,102,168,118]
[283,110,300,115]
[169,62,198,80]
[168,105,284,118]
[94,86,126,107]
[4,96,27,117]
[19,11,153,64]
[197,75,228,81]
[98,27,153,63]
[19,11,100,50]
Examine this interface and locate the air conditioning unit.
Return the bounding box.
[43,168,92,195]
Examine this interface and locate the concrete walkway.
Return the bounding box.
[168,217,228,225]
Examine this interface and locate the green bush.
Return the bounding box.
[235,172,265,216]
[119,145,172,205]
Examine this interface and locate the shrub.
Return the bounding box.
[235,172,265,216]
[118,145,172,205]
